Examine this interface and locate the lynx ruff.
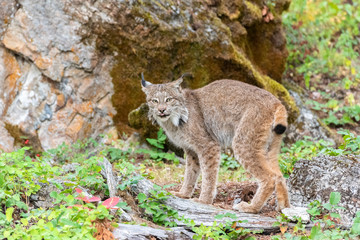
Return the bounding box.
[141,74,290,213]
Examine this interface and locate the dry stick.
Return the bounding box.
[99,157,133,222]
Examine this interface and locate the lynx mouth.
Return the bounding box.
[158,113,170,118]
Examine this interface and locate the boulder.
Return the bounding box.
[0,0,116,151]
[0,0,297,151]
[288,155,360,226]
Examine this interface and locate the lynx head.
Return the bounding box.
[141,73,189,127]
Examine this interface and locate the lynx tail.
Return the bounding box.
[273,104,288,135]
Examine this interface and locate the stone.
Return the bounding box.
[285,90,335,143]
[0,0,17,37]
[288,155,360,226]
[282,207,310,223]
[0,0,116,151]
[0,121,15,152]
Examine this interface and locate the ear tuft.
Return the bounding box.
[141,72,152,89]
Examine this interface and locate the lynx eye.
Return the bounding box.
[151,99,159,104]
[165,98,173,103]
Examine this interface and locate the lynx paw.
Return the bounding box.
[276,203,292,212]
[191,197,213,205]
[233,202,259,213]
[169,191,191,199]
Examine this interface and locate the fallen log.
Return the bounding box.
[129,178,280,234]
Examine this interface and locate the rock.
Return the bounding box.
[282,207,310,223]
[0,121,14,152]
[0,0,116,150]
[30,179,71,209]
[288,155,360,226]
[113,224,194,240]
[286,90,334,143]
[0,0,18,37]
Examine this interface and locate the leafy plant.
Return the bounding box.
[0,147,61,211]
[279,137,332,177]
[221,153,240,170]
[115,158,145,190]
[190,212,257,240]
[279,130,360,177]
[307,99,360,126]
[137,184,178,227]
[272,192,360,239]
[0,190,113,240]
[137,128,179,164]
[283,0,360,84]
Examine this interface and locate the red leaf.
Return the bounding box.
[102,197,120,209]
[88,196,101,202]
[75,188,83,194]
[75,196,90,203]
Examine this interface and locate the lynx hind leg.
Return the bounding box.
[232,125,283,213]
[172,150,200,199]
[267,133,291,211]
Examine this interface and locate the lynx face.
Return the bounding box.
[141,78,189,126]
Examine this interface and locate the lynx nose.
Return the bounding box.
[158,107,166,113]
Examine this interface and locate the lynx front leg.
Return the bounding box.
[172,150,200,199]
[197,144,221,204]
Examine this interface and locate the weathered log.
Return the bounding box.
[99,157,133,222]
[129,178,280,233]
[113,224,194,240]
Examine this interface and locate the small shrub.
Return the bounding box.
[137,184,178,227]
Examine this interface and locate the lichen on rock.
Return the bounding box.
[288,155,360,226]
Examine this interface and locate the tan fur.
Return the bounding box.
[141,77,290,213]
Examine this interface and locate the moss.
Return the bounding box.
[4,123,23,146]
[244,1,262,20]
[4,123,43,152]
[90,0,298,133]
[128,103,159,139]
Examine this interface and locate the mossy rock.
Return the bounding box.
[89,0,297,134]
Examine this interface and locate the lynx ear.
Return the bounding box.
[141,72,152,91]
[171,77,183,89]
[171,73,191,89]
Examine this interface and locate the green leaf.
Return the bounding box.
[50,191,58,199]
[309,224,322,239]
[329,192,341,205]
[6,207,14,222]
[3,230,11,238]
[137,193,147,203]
[330,212,341,219]
[351,222,360,235]
[60,218,81,227]
[20,218,29,226]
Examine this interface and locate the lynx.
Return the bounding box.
[140,74,290,213]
